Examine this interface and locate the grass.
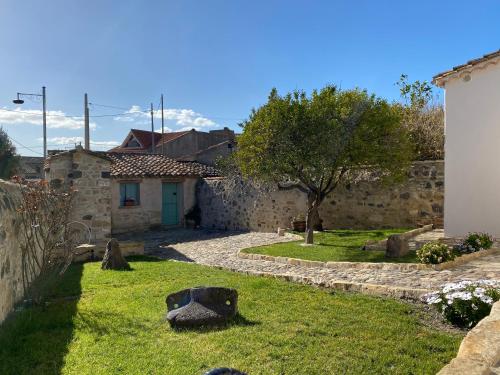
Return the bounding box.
[242,229,420,263]
[0,256,462,374]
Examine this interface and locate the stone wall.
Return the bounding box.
[197,161,444,232]
[46,148,112,242]
[0,180,26,323]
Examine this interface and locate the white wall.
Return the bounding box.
[444,63,500,237]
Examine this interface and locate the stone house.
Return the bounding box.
[18,156,44,179]
[45,147,218,242]
[110,127,236,165]
[433,50,500,237]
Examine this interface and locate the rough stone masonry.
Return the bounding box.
[197,161,444,232]
[0,180,26,323]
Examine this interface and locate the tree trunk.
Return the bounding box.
[311,209,323,231]
[305,193,319,244]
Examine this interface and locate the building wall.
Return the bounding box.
[186,141,234,165]
[46,149,112,242]
[18,156,44,180]
[111,177,198,233]
[0,180,25,323]
[197,161,444,232]
[444,63,500,237]
[156,128,235,159]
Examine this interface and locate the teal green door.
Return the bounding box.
[162,183,179,225]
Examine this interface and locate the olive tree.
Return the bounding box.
[235,85,412,244]
[0,127,20,179]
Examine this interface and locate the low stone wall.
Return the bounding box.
[438,301,500,374]
[197,161,444,232]
[0,180,26,323]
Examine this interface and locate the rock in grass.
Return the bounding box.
[204,368,247,375]
[101,238,130,270]
[166,286,237,328]
[385,234,409,258]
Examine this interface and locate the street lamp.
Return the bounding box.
[13,86,47,158]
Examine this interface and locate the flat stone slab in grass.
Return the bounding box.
[166,286,238,328]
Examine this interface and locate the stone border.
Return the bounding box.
[432,248,500,271]
[212,265,428,300]
[438,301,500,374]
[238,247,500,272]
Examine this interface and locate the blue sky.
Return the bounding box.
[0,0,498,156]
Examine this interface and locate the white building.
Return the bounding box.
[433,50,500,237]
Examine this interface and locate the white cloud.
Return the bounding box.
[114,106,219,130]
[0,108,96,130]
[43,137,120,149]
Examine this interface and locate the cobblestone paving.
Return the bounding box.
[119,229,500,295]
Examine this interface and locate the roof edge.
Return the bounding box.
[433,49,500,87]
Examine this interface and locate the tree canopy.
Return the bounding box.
[235,85,412,243]
[395,74,444,161]
[0,127,20,179]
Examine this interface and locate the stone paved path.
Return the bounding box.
[118,229,500,297]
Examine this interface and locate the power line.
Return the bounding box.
[7,135,44,155]
[2,103,245,121]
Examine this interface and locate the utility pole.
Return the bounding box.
[84,93,90,150]
[161,94,164,155]
[42,87,47,158]
[150,103,155,154]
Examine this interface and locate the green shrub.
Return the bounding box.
[455,232,493,253]
[417,242,454,264]
[422,280,500,328]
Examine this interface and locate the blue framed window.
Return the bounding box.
[120,183,140,207]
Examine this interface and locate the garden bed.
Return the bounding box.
[241,229,418,263]
[0,257,463,374]
[240,230,499,271]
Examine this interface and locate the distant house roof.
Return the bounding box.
[107,153,219,178]
[46,147,219,178]
[110,129,190,153]
[433,49,500,87]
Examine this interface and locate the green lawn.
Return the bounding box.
[0,257,462,375]
[242,229,419,263]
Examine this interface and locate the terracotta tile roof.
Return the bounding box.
[109,129,190,153]
[107,153,220,178]
[433,49,500,87]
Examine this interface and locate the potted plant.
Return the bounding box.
[124,198,135,206]
[291,214,306,232]
[185,204,202,229]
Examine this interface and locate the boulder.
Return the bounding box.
[166,286,238,328]
[385,235,409,258]
[101,238,130,270]
[204,368,247,375]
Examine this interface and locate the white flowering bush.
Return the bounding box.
[416,242,454,264]
[454,232,493,254]
[422,280,500,327]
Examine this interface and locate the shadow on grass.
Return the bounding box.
[0,263,83,375]
[76,309,150,336]
[170,313,260,333]
[125,254,166,262]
